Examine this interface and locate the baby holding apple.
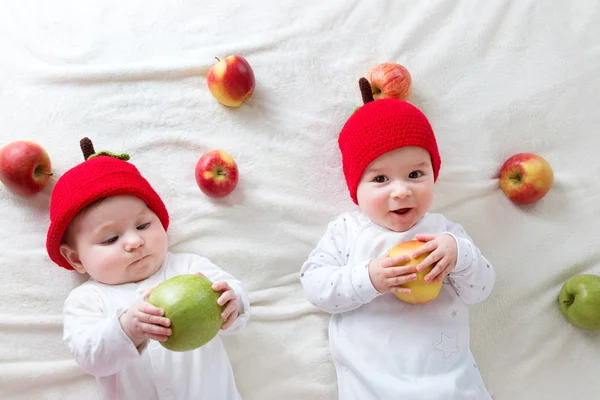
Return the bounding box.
[300,84,496,399]
[46,138,250,400]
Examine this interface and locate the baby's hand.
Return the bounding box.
[212,281,239,330]
[119,286,172,347]
[194,273,239,330]
[368,254,417,295]
[412,233,458,284]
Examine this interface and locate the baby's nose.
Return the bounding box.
[124,233,144,251]
[391,183,411,198]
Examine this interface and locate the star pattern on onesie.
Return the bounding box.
[433,332,459,359]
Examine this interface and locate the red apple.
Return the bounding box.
[206,55,255,107]
[366,62,412,101]
[0,140,52,196]
[499,153,554,204]
[195,150,239,198]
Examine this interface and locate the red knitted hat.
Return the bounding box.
[46,138,169,270]
[338,79,441,204]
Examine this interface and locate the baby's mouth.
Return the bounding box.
[132,255,147,264]
[392,208,411,215]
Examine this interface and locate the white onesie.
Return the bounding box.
[301,211,495,400]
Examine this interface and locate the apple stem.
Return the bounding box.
[562,300,573,306]
[34,165,53,176]
[215,57,220,62]
[509,172,522,184]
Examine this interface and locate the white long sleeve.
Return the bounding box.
[63,286,141,377]
[62,252,247,399]
[444,222,496,305]
[300,214,380,314]
[299,212,494,399]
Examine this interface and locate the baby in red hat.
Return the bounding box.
[47,138,249,400]
[300,80,496,399]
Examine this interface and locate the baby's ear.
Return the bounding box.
[59,244,86,274]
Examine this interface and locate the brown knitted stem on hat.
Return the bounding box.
[359,77,374,105]
[80,137,95,160]
[80,137,131,161]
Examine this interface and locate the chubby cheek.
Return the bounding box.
[357,188,388,220]
[148,228,169,256]
[415,186,434,214]
[77,248,123,283]
[92,248,124,271]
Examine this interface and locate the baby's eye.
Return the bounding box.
[137,222,150,230]
[102,236,118,245]
[408,171,423,179]
[373,175,389,183]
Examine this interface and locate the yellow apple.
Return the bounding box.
[389,240,442,304]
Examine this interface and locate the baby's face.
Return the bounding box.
[356,146,435,232]
[63,195,168,285]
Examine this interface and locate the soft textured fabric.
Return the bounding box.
[338,99,441,204]
[2,1,600,399]
[300,211,495,399]
[63,252,250,400]
[47,153,170,270]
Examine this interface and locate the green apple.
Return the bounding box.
[558,274,600,331]
[148,274,224,351]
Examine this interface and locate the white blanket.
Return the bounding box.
[1,1,599,399]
